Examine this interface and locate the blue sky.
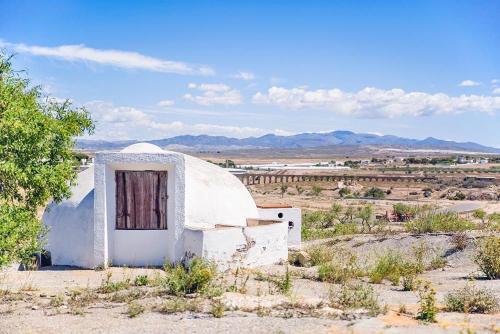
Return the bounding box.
[1,0,499,146]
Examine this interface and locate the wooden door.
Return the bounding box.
[115,171,167,229]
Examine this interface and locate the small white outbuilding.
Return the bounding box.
[43,143,301,269]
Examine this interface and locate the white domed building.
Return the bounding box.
[43,143,301,269]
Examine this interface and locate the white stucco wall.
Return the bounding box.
[187,222,288,269]
[43,166,94,268]
[94,151,185,268]
[257,207,302,247]
[184,155,259,229]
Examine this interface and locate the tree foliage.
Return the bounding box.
[0,54,94,267]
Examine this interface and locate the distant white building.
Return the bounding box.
[43,143,301,269]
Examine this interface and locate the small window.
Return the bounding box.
[278,212,284,219]
[115,171,168,230]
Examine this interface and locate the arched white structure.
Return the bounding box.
[43,143,299,269]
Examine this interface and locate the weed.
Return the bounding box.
[369,250,404,285]
[451,232,469,251]
[210,300,225,318]
[330,282,383,317]
[127,302,145,318]
[416,281,437,322]
[255,268,293,295]
[134,275,149,286]
[98,272,131,293]
[445,284,498,314]
[428,255,447,270]
[306,244,334,266]
[49,294,65,307]
[318,249,361,284]
[400,262,419,291]
[109,288,145,303]
[405,212,474,233]
[156,298,201,314]
[474,236,500,279]
[398,304,407,314]
[163,257,217,296]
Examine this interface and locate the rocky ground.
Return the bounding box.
[1,232,499,334]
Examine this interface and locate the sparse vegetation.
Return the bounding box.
[405,212,474,233]
[127,302,145,318]
[318,249,361,283]
[330,282,384,316]
[162,258,218,296]
[445,284,498,314]
[451,232,469,251]
[416,281,438,322]
[364,187,386,199]
[311,185,323,196]
[473,236,500,279]
[369,250,404,285]
[156,298,201,314]
[134,275,150,286]
[210,300,225,318]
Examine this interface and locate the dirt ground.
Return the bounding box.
[1,232,499,334]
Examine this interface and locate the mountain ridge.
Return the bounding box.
[76,130,500,153]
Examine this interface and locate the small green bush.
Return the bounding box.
[405,212,474,233]
[318,250,361,283]
[127,302,145,318]
[211,300,225,318]
[474,236,500,279]
[445,284,498,314]
[369,251,404,285]
[416,281,438,322]
[163,258,217,296]
[428,255,447,270]
[134,275,150,286]
[330,282,383,316]
[364,187,386,199]
[98,273,131,294]
[400,263,419,291]
[307,245,334,266]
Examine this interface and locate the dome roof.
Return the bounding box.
[121,142,165,153]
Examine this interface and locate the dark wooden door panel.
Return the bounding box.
[115,171,167,229]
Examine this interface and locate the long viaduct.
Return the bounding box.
[236,173,440,185]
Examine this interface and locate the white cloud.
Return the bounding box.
[85,101,286,140]
[184,83,242,105]
[0,40,215,76]
[492,88,500,95]
[459,80,481,87]
[157,99,175,107]
[253,86,500,118]
[232,71,255,80]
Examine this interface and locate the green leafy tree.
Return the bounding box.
[0,54,94,267]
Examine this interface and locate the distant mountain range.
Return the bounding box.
[76,130,500,153]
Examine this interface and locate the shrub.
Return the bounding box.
[486,213,500,231]
[156,298,201,314]
[98,273,131,294]
[445,285,498,314]
[210,300,225,318]
[450,232,468,251]
[472,209,487,224]
[416,281,438,322]
[127,302,145,318]
[392,203,419,222]
[134,275,149,286]
[474,236,500,279]
[428,255,447,270]
[405,212,474,233]
[318,250,361,283]
[400,262,419,291]
[163,258,217,296]
[330,282,383,316]
[307,245,334,266]
[311,185,323,196]
[339,188,351,197]
[364,187,386,199]
[369,251,404,285]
